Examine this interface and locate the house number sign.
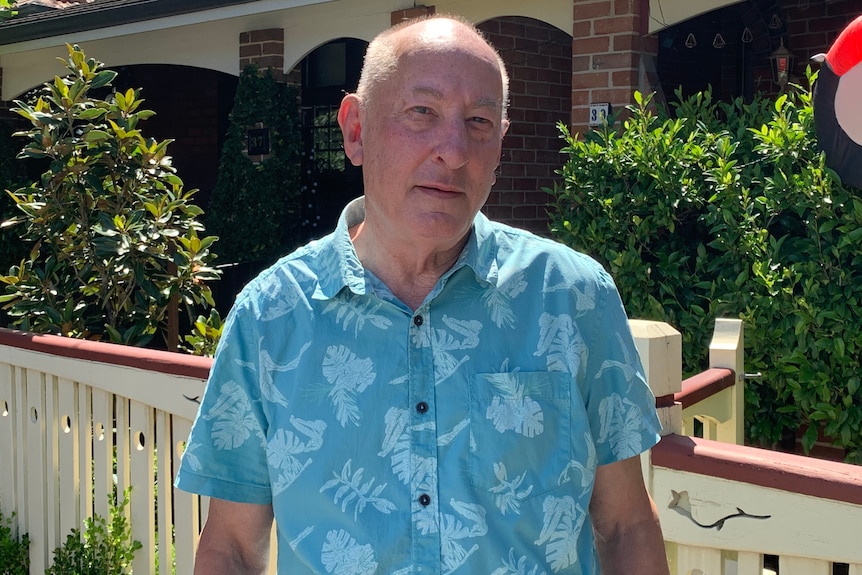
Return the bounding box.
[589,103,611,127]
[246,127,271,156]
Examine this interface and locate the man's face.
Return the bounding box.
[342,23,508,250]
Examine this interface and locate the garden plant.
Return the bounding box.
[206,65,302,266]
[549,70,862,462]
[0,44,220,347]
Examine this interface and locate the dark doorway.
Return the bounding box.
[298,38,367,242]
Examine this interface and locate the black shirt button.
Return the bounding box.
[416,401,429,414]
[413,315,423,327]
[418,493,431,506]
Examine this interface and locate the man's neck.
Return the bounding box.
[350,221,468,310]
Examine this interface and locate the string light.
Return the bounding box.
[769,14,783,29]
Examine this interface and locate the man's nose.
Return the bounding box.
[433,119,470,169]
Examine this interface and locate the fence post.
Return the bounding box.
[708,318,744,445]
[630,320,682,436]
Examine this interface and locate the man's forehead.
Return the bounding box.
[395,18,490,57]
[413,18,461,43]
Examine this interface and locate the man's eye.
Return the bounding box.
[469,116,492,125]
[412,106,431,115]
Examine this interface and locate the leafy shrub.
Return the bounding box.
[0,44,220,347]
[0,0,16,23]
[0,120,30,324]
[205,65,302,265]
[0,507,29,575]
[46,489,141,575]
[182,307,224,357]
[549,71,862,461]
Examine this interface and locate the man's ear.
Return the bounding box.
[338,94,364,167]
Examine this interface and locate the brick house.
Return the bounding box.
[0,0,859,241]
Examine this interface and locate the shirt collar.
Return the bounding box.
[311,197,367,300]
[312,197,500,300]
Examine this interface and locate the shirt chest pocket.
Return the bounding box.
[468,371,577,499]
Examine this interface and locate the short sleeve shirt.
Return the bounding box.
[176,197,662,574]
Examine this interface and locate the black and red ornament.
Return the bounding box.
[813,15,862,190]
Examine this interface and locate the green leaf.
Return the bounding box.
[90,70,117,90]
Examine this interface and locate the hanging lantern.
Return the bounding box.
[769,39,795,87]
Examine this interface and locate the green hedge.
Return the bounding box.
[205,65,302,266]
[548,72,862,462]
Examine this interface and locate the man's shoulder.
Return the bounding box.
[233,232,340,309]
[481,219,608,277]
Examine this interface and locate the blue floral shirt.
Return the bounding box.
[176,198,661,574]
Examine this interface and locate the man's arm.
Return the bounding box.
[194,498,274,575]
[590,455,670,575]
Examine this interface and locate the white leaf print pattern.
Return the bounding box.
[481,269,527,329]
[535,495,585,573]
[204,381,261,450]
[379,408,435,491]
[321,530,378,575]
[594,332,638,391]
[557,434,596,498]
[534,313,586,375]
[266,416,326,495]
[597,394,645,459]
[322,345,376,427]
[258,341,311,407]
[322,293,393,336]
[179,442,202,472]
[319,459,396,520]
[440,499,488,575]
[491,548,547,575]
[545,280,596,316]
[484,371,545,437]
[489,462,534,515]
[259,274,301,321]
[411,315,481,386]
[486,396,544,437]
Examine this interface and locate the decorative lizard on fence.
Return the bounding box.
[669,490,771,530]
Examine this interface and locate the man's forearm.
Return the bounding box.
[594,516,670,575]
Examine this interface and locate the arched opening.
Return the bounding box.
[108,64,238,212]
[294,37,367,242]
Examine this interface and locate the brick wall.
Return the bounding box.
[239,28,285,78]
[571,0,656,136]
[479,17,573,236]
[784,0,861,81]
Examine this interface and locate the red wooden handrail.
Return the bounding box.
[654,367,736,409]
[653,433,862,506]
[0,327,212,380]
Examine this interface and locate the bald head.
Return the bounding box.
[355,15,510,119]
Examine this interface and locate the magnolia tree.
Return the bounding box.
[0,44,220,347]
[0,0,16,22]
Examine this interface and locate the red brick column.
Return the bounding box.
[571,0,657,136]
[239,28,285,78]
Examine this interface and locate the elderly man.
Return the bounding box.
[176,14,668,575]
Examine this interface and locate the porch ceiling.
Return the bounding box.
[0,0,317,46]
[648,0,746,34]
[2,0,751,46]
